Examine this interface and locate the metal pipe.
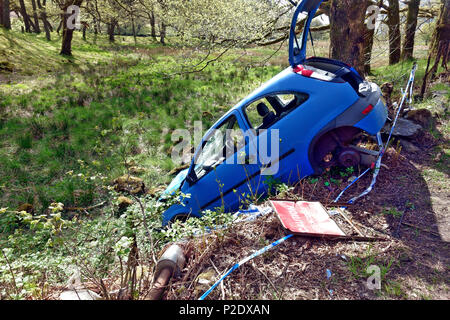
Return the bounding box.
[147,244,185,300]
[148,267,172,300]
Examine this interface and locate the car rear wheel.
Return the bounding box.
[312,127,377,171]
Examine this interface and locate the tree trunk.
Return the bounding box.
[131,14,137,45]
[92,18,98,43]
[149,11,156,39]
[37,0,51,40]
[18,0,31,32]
[56,18,62,34]
[42,19,51,40]
[387,0,401,65]
[401,0,420,61]
[1,0,11,29]
[93,18,98,34]
[31,0,41,33]
[364,24,375,75]
[429,0,450,59]
[60,0,84,56]
[108,21,116,43]
[82,22,87,41]
[42,17,52,40]
[329,0,368,75]
[61,15,75,55]
[419,0,450,98]
[160,21,166,45]
[429,0,450,75]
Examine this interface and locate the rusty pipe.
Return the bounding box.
[147,268,172,300]
[148,244,185,300]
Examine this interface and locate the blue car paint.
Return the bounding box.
[161,0,388,225]
[354,99,388,135]
[289,0,324,66]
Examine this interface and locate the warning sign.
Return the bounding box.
[270,200,345,237]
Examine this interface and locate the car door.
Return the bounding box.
[241,93,309,191]
[289,0,325,67]
[184,111,259,213]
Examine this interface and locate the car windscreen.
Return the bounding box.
[193,115,244,180]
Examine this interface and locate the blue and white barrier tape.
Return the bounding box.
[334,63,417,206]
[199,233,293,300]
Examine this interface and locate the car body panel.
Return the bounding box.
[354,99,388,135]
[162,66,386,225]
[161,0,388,225]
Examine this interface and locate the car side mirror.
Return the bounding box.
[185,173,197,186]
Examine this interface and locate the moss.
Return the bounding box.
[0,61,14,72]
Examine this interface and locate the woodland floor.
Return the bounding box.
[164,109,449,301]
[1,30,448,300]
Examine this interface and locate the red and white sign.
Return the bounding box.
[270,200,345,237]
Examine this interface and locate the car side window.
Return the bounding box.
[277,93,309,115]
[244,93,309,130]
[277,94,297,106]
[244,98,277,130]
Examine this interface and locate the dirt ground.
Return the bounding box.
[165,125,449,300]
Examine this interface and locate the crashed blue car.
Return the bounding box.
[161,0,387,225]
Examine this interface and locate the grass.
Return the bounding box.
[346,245,406,299]
[383,280,408,299]
[0,29,285,213]
[346,245,392,281]
[1,29,445,219]
[0,27,447,300]
[381,207,404,218]
[369,58,428,89]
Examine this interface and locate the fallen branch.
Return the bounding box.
[210,259,225,300]
[326,235,390,242]
[64,201,108,212]
[401,222,440,237]
[270,198,354,207]
[337,208,366,237]
[0,248,20,297]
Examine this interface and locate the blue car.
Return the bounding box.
[161,0,387,225]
